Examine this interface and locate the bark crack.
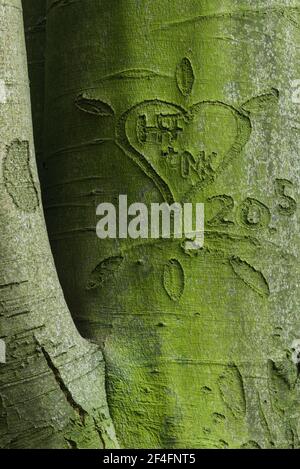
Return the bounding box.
[40,346,87,424]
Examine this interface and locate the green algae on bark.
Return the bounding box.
[22,0,46,163]
[44,0,300,448]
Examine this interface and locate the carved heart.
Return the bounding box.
[116,99,251,203]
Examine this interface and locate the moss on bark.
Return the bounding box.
[43,0,300,448]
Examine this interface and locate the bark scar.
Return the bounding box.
[40,346,87,424]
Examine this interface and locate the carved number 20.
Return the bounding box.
[206,180,296,229]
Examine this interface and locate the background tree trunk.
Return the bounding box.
[43,0,300,448]
[0,0,117,449]
[22,0,46,164]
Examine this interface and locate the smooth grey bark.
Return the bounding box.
[0,0,117,449]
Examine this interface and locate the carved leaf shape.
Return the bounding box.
[230,256,270,297]
[87,256,123,290]
[76,93,114,117]
[241,89,279,113]
[163,259,185,302]
[101,69,163,80]
[218,365,246,418]
[176,57,195,97]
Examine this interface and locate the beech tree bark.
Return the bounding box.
[43,0,300,449]
[1,0,300,450]
[0,0,117,449]
[22,0,46,163]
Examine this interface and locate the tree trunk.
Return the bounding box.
[22,0,46,163]
[0,0,117,449]
[43,0,300,448]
